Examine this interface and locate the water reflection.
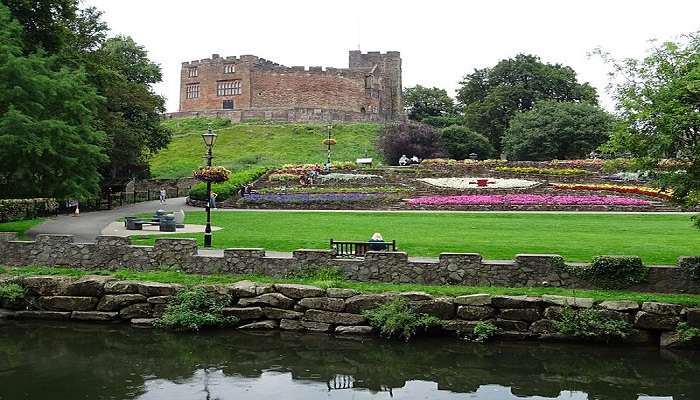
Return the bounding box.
[0,321,697,400]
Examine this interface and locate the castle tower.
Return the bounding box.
[349,50,403,120]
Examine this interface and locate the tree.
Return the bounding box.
[0,4,106,198]
[379,122,446,165]
[502,101,614,161]
[595,32,700,205]
[457,54,598,152]
[403,85,455,121]
[441,125,494,160]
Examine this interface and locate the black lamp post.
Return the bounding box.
[326,123,333,167]
[202,123,217,248]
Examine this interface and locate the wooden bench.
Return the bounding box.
[330,239,397,257]
[356,158,373,167]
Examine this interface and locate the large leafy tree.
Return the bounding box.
[596,33,700,208]
[403,85,455,121]
[441,125,494,160]
[457,54,598,152]
[0,4,106,198]
[503,101,614,161]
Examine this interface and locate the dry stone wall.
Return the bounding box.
[1,275,698,349]
[0,233,698,294]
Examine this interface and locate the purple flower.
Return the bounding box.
[243,193,382,203]
[407,194,650,206]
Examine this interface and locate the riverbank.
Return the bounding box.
[2,273,699,349]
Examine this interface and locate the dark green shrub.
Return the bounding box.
[0,283,25,301]
[552,307,633,339]
[471,321,499,343]
[679,257,700,281]
[189,167,269,201]
[155,287,237,331]
[363,297,439,341]
[441,125,494,160]
[676,322,700,342]
[577,256,648,289]
[379,122,447,165]
[422,115,463,129]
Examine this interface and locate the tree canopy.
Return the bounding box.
[502,101,614,161]
[441,125,494,160]
[457,54,598,152]
[403,85,455,121]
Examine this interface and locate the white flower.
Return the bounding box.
[418,177,539,189]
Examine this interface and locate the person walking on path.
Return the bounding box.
[209,192,218,210]
[159,188,167,205]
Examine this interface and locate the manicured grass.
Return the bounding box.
[0,218,43,239]
[127,211,700,264]
[3,265,700,306]
[151,118,383,178]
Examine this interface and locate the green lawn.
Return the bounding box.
[0,218,43,239]
[151,118,383,178]
[4,265,700,306]
[128,211,700,264]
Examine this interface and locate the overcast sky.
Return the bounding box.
[85,0,700,113]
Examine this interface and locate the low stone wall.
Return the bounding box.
[0,233,698,294]
[1,275,698,349]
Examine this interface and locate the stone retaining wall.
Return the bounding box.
[1,275,698,349]
[0,233,698,294]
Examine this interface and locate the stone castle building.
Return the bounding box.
[174,50,402,122]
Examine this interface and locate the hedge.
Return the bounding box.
[0,198,59,223]
[188,167,269,201]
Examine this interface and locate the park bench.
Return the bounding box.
[124,213,182,232]
[356,157,373,167]
[330,239,397,258]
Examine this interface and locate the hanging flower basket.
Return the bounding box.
[192,166,231,183]
[322,138,337,146]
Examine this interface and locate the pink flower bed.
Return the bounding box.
[406,194,651,206]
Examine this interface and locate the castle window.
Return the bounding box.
[222,100,234,109]
[223,64,236,74]
[187,67,198,78]
[185,83,199,99]
[365,76,372,89]
[217,80,241,96]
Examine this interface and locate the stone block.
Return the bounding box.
[297,297,345,312]
[13,311,71,320]
[222,307,264,320]
[301,320,331,332]
[147,296,173,304]
[634,311,680,330]
[494,319,529,332]
[39,296,97,311]
[440,320,479,334]
[238,320,278,330]
[71,311,119,321]
[541,295,593,309]
[457,305,495,321]
[326,288,360,298]
[273,284,325,299]
[105,281,180,296]
[304,309,366,325]
[279,319,303,331]
[454,294,491,306]
[228,280,257,298]
[237,293,294,309]
[686,308,700,328]
[97,294,147,311]
[119,303,152,319]
[491,296,542,309]
[262,307,304,320]
[344,294,394,314]
[335,325,373,335]
[22,276,72,296]
[641,302,683,316]
[500,308,541,322]
[397,292,433,301]
[529,319,556,334]
[131,318,156,328]
[599,300,640,312]
[64,275,115,297]
[412,298,455,319]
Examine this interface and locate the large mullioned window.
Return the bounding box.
[217,80,241,96]
[185,83,199,99]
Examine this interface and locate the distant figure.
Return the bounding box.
[411,155,420,164]
[239,186,246,198]
[368,232,387,251]
[159,188,167,205]
[398,155,409,166]
[209,192,218,209]
[245,184,253,194]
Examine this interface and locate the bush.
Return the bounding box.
[379,122,446,165]
[189,167,268,201]
[363,297,439,341]
[552,307,633,339]
[422,115,463,128]
[676,322,700,342]
[575,256,648,289]
[679,257,700,281]
[441,125,494,160]
[502,101,614,161]
[155,287,237,331]
[0,198,59,223]
[471,321,499,343]
[0,283,25,301]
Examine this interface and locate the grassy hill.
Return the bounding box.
[151,118,383,178]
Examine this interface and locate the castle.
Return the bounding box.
[175,50,403,122]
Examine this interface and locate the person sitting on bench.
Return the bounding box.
[368,232,387,251]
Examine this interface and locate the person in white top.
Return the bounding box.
[159,188,167,205]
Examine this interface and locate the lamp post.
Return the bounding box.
[201,123,217,248]
[326,123,332,167]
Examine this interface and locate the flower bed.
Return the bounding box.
[242,193,382,203]
[259,186,409,194]
[419,177,539,189]
[551,183,673,200]
[495,166,588,176]
[316,173,383,182]
[407,194,651,206]
[192,166,231,183]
